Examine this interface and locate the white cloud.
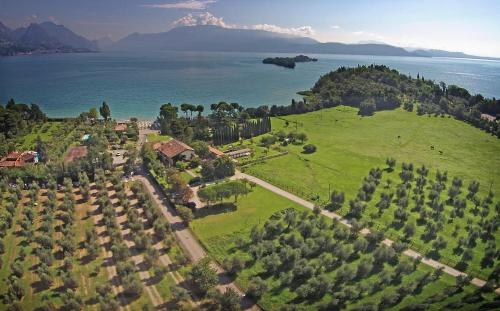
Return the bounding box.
[330,25,340,29]
[171,12,232,28]
[250,24,315,37]
[170,12,315,37]
[353,31,364,35]
[48,16,60,24]
[142,0,216,10]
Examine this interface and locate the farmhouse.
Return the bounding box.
[153,139,195,166]
[64,146,88,164]
[225,148,252,159]
[0,151,38,168]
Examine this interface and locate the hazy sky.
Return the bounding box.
[1,0,499,57]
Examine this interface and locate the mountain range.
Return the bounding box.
[1,21,497,61]
[111,25,418,57]
[0,21,97,56]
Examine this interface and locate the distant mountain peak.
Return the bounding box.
[0,20,97,56]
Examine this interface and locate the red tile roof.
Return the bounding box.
[0,151,36,168]
[154,139,194,159]
[208,146,224,157]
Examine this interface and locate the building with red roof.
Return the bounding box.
[0,151,37,168]
[153,139,195,166]
[208,146,225,158]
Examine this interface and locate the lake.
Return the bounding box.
[1,51,499,119]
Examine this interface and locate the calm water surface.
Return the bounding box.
[0,51,499,119]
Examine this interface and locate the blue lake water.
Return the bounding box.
[1,51,499,119]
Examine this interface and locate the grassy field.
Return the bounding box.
[146,133,171,144]
[191,185,308,262]
[242,106,500,278]
[245,106,500,204]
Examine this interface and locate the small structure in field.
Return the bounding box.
[64,146,88,164]
[153,139,195,166]
[208,146,225,158]
[225,148,252,159]
[0,151,38,168]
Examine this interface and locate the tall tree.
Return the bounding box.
[35,136,49,163]
[99,102,111,121]
[196,105,204,117]
[89,107,99,119]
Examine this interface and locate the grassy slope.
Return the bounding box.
[246,106,500,202]
[17,122,62,150]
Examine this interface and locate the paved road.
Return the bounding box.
[133,172,261,310]
[234,171,499,294]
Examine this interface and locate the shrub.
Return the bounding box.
[247,277,268,299]
[302,144,317,154]
[176,206,194,225]
[359,99,376,116]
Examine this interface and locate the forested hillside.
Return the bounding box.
[268,65,500,137]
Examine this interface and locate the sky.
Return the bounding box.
[1,0,500,57]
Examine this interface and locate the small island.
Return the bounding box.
[262,55,318,69]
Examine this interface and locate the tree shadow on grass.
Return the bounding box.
[31,280,51,294]
[194,203,237,218]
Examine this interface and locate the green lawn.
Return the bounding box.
[245,106,500,204]
[191,185,308,262]
[180,171,193,184]
[146,133,171,144]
